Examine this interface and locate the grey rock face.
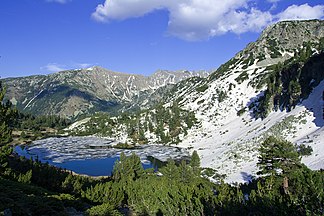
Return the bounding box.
[236,19,324,65]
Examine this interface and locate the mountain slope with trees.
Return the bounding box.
[66,20,324,182]
[168,20,324,182]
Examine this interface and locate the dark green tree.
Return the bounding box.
[160,159,180,180]
[112,152,144,182]
[190,150,201,175]
[296,144,313,156]
[0,81,14,145]
[257,136,300,176]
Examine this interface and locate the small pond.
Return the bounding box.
[15,136,189,176]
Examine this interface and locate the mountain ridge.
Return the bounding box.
[2,66,210,118]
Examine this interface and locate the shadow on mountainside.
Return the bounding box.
[246,52,324,127]
[301,81,324,127]
[240,172,254,182]
[247,88,324,128]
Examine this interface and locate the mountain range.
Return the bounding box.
[2,19,324,183]
[2,68,209,118]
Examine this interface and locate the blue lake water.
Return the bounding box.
[15,146,157,176]
[14,137,189,176]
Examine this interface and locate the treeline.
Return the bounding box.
[253,40,324,118]
[70,101,198,145]
[0,80,71,144]
[14,113,71,132]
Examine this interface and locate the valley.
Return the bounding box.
[6,19,322,183]
[1,19,324,215]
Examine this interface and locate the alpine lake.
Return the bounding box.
[14,136,190,176]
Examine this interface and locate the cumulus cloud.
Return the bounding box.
[41,62,93,73]
[46,0,71,4]
[92,0,166,22]
[92,0,324,41]
[277,4,324,21]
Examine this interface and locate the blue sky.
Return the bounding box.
[0,0,323,78]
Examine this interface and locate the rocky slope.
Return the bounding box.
[2,67,209,118]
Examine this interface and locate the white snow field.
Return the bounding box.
[177,68,324,183]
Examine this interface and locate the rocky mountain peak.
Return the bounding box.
[261,19,324,45]
[242,19,324,63]
[211,20,324,78]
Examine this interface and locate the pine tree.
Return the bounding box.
[190,150,201,175]
[0,122,11,145]
[257,136,300,176]
[0,81,14,146]
[160,159,180,180]
[138,128,148,144]
[113,152,144,182]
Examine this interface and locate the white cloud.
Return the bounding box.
[92,0,166,22]
[217,8,273,35]
[46,0,71,4]
[41,62,93,73]
[92,1,324,41]
[41,63,67,73]
[277,4,324,21]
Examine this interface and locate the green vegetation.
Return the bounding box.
[1,80,71,145]
[16,113,70,131]
[241,53,255,69]
[263,114,308,139]
[252,44,324,119]
[9,113,71,144]
[296,144,313,156]
[113,142,135,149]
[216,89,228,103]
[237,107,247,116]
[0,177,86,215]
[70,101,198,145]
[1,130,323,215]
[267,37,282,58]
[196,84,209,92]
[257,136,300,176]
[0,82,17,146]
[1,55,324,215]
[256,53,266,61]
[235,71,249,84]
[209,57,239,81]
[320,37,324,50]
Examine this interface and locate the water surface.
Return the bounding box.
[15,136,189,176]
